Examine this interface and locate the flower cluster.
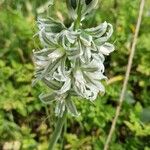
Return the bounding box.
[33,0,114,117]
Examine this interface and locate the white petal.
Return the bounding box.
[58,78,71,94]
[92,80,105,93]
[92,53,105,63]
[86,83,99,100]
[55,100,66,117]
[87,72,107,80]
[85,21,107,35]
[48,49,64,61]
[99,43,115,55]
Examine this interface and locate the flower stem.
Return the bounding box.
[48,110,67,150]
[60,117,67,149]
[45,106,51,128]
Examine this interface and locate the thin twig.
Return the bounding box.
[103,0,145,149]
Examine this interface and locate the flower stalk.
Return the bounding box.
[48,109,67,150]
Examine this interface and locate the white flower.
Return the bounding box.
[73,69,105,101]
[33,15,115,116]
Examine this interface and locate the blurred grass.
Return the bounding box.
[0,0,150,149]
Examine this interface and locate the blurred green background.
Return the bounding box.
[0,0,150,149]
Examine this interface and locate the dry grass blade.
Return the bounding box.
[103,0,145,149]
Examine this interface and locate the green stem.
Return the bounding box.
[48,110,67,150]
[45,106,51,127]
[60,117,67,149]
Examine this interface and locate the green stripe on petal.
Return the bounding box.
[66,96,79,116]
[39,92,56,104]
[42,78,62,90]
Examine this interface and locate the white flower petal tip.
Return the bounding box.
[99,43,115,55]
[99,89,105,96]
[57,78,71,94]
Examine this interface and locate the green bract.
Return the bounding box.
[33,1,114,117]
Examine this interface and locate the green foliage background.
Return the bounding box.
[0,0,150,149]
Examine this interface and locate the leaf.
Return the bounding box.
[124,91,135,104]
[140,108,150,123]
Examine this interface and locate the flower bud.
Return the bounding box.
[67,0,77,10]
[85,0,92,5]
[83,0,98,16]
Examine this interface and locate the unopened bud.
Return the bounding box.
[68,0,77,9]
[85,0,92,5]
